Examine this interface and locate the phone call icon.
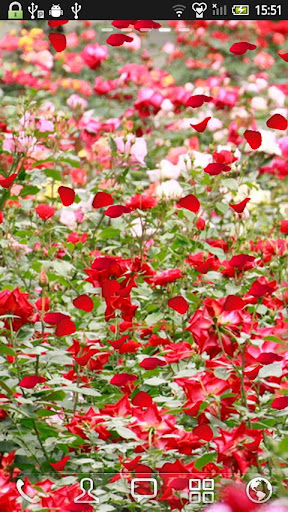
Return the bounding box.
[16,479,41,504]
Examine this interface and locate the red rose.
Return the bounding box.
[196,217,206,230]
[151,269,182,287]
[35,204,56,220]
[280,219,288,234]
[0,288,34,331]
[125,194,157,211]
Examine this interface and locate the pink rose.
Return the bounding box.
[36,119,54,132]
[115,134,147,166]
[278,137,288,158]
[67,94,88,110]
[81,43,108,70]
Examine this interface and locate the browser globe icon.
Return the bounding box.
[246,477,273,504]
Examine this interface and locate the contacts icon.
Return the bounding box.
[74,478,99,504]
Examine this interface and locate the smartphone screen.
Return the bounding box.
[0,5,287,512]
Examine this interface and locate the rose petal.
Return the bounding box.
[55,317,76,336]
[266,113,287,130]
[106,34,133,47]
[105,205,129,218]
[44,312,68,325]
[132,391,153,407]
[186,95,213,108]
[48,33,67,53]
[0,174,17,188]
[249,280,275,298]
[73,294,94,312]
[48,20,69,28]
[19,376,46,389]
[257,353,283,365]
[92,191,114,209]
[170,478,188,491]
[223,295,245,311]
[168,296,189,315]
[229,254,255,268]
[50,455,70,471]
[102,280,120,298]
[244,130,262,149]
[278,52,288,62]
[229,42,257,55]
[229,198,250,213]
[190,117,211,133]
[112,20,137,28]
[139,357,166,370]
[58,186,75,206]
[110,373,137,386]
[204,163,231,175]
[271,396,288,409]
[134,20,161,30]
[177,194,200,213]
[193,424,213,441]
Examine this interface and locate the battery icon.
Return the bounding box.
[232,4,249,15]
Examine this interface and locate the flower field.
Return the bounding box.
[0,18,288,512]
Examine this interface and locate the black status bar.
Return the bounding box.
[1,0,288,20]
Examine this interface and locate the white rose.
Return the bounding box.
[213,129,229,142]
[130,218,156,237]
[255,78,268,90]
[147,159,181,182]
[156,179,183,199]
[279,203,288,217]
[251,97,267,110]
[207,118,223,131]
[235,184,271,211]
[160,99,174,112]
[268,86,286,107]
[59,209,77,229]
[162,42,175,54]
[191,151,213,168]
[255,129,282,155]
[178,153,192,172]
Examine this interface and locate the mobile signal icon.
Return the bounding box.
[173,4,186,17]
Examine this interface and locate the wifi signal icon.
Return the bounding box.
[173,4,186,17]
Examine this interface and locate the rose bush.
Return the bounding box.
[0,18,287,511]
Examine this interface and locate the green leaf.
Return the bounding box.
[0,380,13,396]
[263,336,284,344]
[215,202,228,215]
[145,312,163,326]
[279,436,288,453]
[115,426,139,440]
[20,185,40,197]
[109,137,117,153]
[60,157,81,168]
[40,390,66,401]
[258,362,282,379]
[98,227,120,241]
[194,452,217,470]
[145,377,166,386]
[36,408,59,417]
[202,242,225,260]
[44,169,62,181]
[222,178,239,191]
[0,344,15,356]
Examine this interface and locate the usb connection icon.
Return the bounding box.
[232,4,249,15]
